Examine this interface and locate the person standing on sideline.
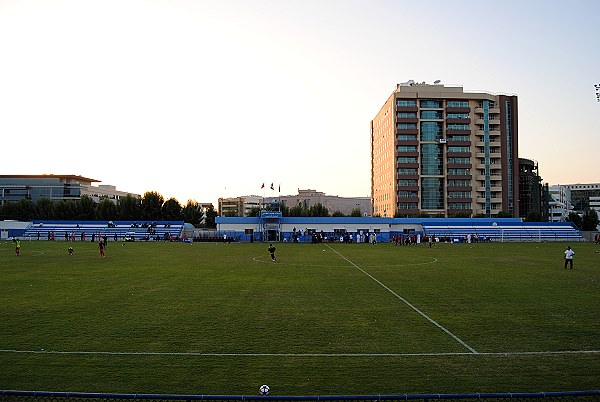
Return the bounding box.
[564,246,575,269]
[98,239,106,258]
[268,244,276,262]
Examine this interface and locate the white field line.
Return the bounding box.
[0,349,599,357]
[251,256,439,267]
[325,244,479,354]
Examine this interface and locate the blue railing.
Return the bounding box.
[0,390,598,401]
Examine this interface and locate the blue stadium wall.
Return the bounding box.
[215,217,529,242]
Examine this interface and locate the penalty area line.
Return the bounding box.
[0,349,598,358]
[325,244,479,355]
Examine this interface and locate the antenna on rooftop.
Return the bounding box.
[434,79,441,84]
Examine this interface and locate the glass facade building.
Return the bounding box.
[0,175,139,205]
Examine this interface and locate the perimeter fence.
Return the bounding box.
[1,390,599,402]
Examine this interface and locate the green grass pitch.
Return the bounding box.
[0,240,599,395]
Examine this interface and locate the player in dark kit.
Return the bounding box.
[268,244,276,262]
[98,240,106,258]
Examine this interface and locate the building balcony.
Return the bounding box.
[396,105,418,112]
[397,118,418,123]
[448,174,472,180]
[475,197,503,204]
[397,151,419,157]
[446,118,471,124]
[475,152,502,159]
[397,196,419,202]
[397,162,419,169]
[446,106,470,113]
[476,130,501,136]
[477,187,502,192]
[397,128,419,135]
[475,141,501,147]
[476,165,503,171]
[476,175,503,181]
[446,129,471,135]
[446,152,471,157]
[447,140,471,146]
[396,186,419,192]
[475,118,500,125]
[475,107,501,114]
[396,174,419,180]
[396,139,419,145]
[447,186,472,191]
[447,163,472,169]
[447,197,472,203]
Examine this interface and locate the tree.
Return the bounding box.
[35,197,54,220]
[96,198,118,220]
[78,195,97,220]
[204,204,217,228]
[14,198,35,221]
[567,212,582,229]
[288,204,307,217]
[308,203,329,217]
[0,202,18,220]
[182,200,203,226]
[161,198,182,220]
[141,191,164,221]
[524,211,544,222]
[450,211,470,218]
[331,211,345,217]
[118,195,142,220]
[51,200,79,220]
[246,206,261,217]
[496,211,513,218]
[582,209,599,231]
[350,208,362,217]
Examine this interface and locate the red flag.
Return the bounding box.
[270,183,274,190]
[261,183,265,189]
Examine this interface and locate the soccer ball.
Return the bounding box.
[259,384,270,396]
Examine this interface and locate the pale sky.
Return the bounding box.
[1,0,598,206]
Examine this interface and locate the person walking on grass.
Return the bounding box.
[564,245,575,269]
[268,243,276,262]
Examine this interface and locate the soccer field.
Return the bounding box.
[0,240,599,395]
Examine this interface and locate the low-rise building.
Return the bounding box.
[548,185,573,222]
[0,174,139,205]
[279,189,370,217]
[218,196,262,217]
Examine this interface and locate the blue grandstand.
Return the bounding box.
[21,220,185,241]
[419,218,584,242]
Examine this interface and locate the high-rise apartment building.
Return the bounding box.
[371,82,519,217]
